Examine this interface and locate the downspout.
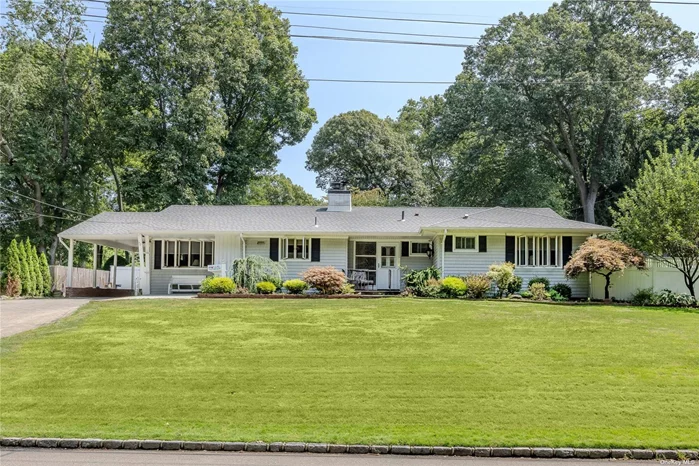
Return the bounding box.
[240,233,246,259]
[441,229,447,278]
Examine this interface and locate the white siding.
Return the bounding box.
[244,237,348,281]
[215,233,241,270]
[151,268,210,295]
[440,234,590,298]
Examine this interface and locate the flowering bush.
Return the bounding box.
[256,281,277,294]
[302,266,346,294]
[463,274,492,299]
[441,276,467,297]
[200,277,236,294]
[283,279,309,294]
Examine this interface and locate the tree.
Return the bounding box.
[614,145,699,296]
[101,0,315,208]
[39,252,52,296]
[349,188,389,207]
[17,238,33,296]
[306,110,425,204]
[1,0,105,263]
[30,243,43,297]
[3,239,22,297]
[564,238,646,300]
[245,173,318,206]
[449,0,696,223]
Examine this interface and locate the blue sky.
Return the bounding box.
[4,1,698,197]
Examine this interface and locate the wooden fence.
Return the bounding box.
[50,265,110,292]
[590,259,691,300]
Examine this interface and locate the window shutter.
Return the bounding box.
[311,238,321,262]
[478,236,487,253]
[562,236,573,268]
[401,241,410,257]
[270,238,279,262]
[444,235,453,253]
[153,240,162,270]
[505,236,515,263]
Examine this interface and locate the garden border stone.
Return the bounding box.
[0,437,695,460]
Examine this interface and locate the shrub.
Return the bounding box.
[283,279,308,294]
[4,277,21,298]
[302,266,346,294]
[232,255,286,291]
[529,282,548,300]
[463,274,492,299]
[39,253,52,296]
[3,239,22,297]
[651,289,697,307]
[233,286,250,294]
[419,278,443,298]
[441,276,467,297]
[340,283,355,295]
[486,262,516,297]
[548,290,567,302]
[507,275,523,295]
[404,266,440,289]
[520,291,533,299]
[551,283,572,300]
[630,288,654,306]
[256,281,277,294]
[200,277,235,294]
[528,277,550,290]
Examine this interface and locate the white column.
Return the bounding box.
[138,235,146,296]
[112,247,118,289]
[92,243,98,288]
[441,230,447,277]
[131,249,136,294]
[66,239,74,290]
[143,235,151,295]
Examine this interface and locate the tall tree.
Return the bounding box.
[449,0,696,223]
[306,110,426,204]
[244,173,318,206]
[1,0,104,262]
[101,0,315,209]
[614,144,699,297]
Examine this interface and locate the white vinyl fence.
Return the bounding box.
[590,260,692,301]
[110,265,140,289]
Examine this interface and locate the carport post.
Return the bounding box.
[66,239,74,289]
[113,248,118,289]
[92,243,98,288]
[131,248,136,295]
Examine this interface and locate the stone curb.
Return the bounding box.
[1,437,696,459]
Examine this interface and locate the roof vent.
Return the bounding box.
[327,181,351,212]
[314,216,319,228]
[463,214,469,219]
[401,210,405,221]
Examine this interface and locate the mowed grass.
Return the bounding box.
[1,299,698,448]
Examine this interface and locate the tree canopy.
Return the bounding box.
[245,173,319,206]
[613,144,699,296]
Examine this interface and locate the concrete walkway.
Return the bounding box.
[0,298,93,338]
[0,449,665,466]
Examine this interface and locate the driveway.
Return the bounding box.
[0,298,93,338]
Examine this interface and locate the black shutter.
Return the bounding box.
[270,238,279,262]
[562,236,573,268]
[153,240,162,270]
[311,238,321,262]
[401,241,410,257]
[478,236,487,253]
[444,235,453,252]
[505,236,515,263]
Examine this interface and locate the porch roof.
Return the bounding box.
[59,205,614,240]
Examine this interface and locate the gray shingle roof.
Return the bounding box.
[59,205,614,238]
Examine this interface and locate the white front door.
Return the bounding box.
[376,243,400,289]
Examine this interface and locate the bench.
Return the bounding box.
[168,275,207,294]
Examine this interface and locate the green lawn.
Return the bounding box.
[1,298,698,448]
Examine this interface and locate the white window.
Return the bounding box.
[283,238,310,260]
[454,236,476,251]
[410,242,431,255]
[161,240,214,268]
[355,241,377,270]
[515,236,560,267]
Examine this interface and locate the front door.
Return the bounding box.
[376,243,399,289]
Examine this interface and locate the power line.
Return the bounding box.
[306,79,454,84]
[291,25,481,41]
[290,34,472,48]
[280,11,497,26]
[276,3,497,20]
[0,187,93,218]
[606,0,699,4]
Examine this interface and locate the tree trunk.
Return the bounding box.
[106,158,124,211]
[604,273,611,300]
[684,273,696,298]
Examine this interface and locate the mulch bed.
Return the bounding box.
[197,293,387,299]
